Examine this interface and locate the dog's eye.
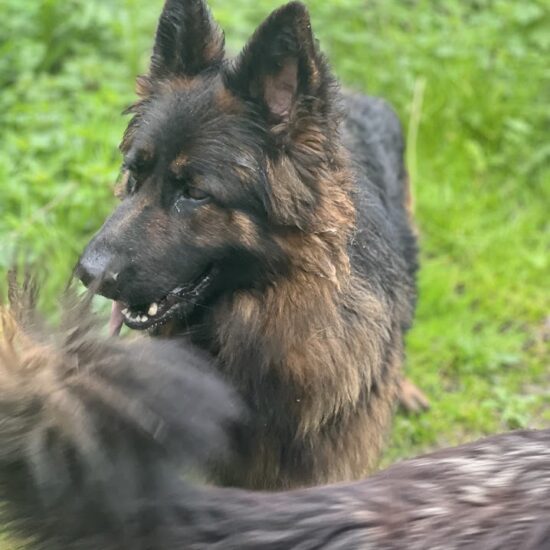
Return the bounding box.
[174,187,210,213]
[183,186,210,202]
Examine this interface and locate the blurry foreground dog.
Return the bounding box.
[75,0,427,489]
[0,281,549,549]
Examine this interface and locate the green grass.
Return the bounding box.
[1,0,548,512]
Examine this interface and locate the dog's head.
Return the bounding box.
[76,0,347,331]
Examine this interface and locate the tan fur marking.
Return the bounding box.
[113,170,129,199]
[137,142,155,165]
[212,265,402,488]
[135,75,154,98]
[231,212,259,248]
[215,85,242,113]
[232,163,255,184]
[189,205,260,250]
[190,204,227,247]
[170,153,189,175]
[160,76,201,93]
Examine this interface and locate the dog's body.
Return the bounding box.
[0,293,548,550]
[76,0,422,489]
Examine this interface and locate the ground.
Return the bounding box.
[1,0,548,507]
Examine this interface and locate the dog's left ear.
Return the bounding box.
[225,2,327,125]
[149,0,225,80]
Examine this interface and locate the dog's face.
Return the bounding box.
[76,0,338,331]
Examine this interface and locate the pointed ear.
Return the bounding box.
[225,2,325,124]
[149,0,225,80]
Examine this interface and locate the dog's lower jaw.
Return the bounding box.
[108,266,217,334]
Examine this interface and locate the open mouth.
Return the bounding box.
[109,266,215,335]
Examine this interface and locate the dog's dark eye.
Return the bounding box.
[184,186,209,201]
[174,187,210,213]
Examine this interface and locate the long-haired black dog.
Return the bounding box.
[0,280,549,549]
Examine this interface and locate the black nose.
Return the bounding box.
[75,247,121,299]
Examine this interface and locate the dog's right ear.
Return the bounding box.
[146,0,225,83]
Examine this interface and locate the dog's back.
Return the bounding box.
[344,94,407,207]
[344,93,419,285]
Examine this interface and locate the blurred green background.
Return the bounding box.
[1,0,548,471]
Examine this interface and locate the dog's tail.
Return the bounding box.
[0,274,240,549]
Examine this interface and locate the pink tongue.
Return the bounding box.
[109,301,124,337]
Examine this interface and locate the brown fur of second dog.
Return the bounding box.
[0,287,548,550]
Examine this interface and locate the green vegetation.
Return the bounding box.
[1,0,548,477]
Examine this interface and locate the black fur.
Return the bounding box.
[150,0,224,78]
[0,281,240,548]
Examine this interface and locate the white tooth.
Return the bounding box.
[148,303,158,316]
[140,315,148,322]
[122,308,128,315]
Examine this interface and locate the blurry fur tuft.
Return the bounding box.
[0,274,240,548]
[0,275,549,549]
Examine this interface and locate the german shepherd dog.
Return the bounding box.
[0,288,548,550]
[76,0,427,489]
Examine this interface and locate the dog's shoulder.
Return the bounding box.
[340,91,418,302]
[342,91,406,202]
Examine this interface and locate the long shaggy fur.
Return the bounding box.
[77,0,423,489]
[0,284,549,549]
[0,277,240,548]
